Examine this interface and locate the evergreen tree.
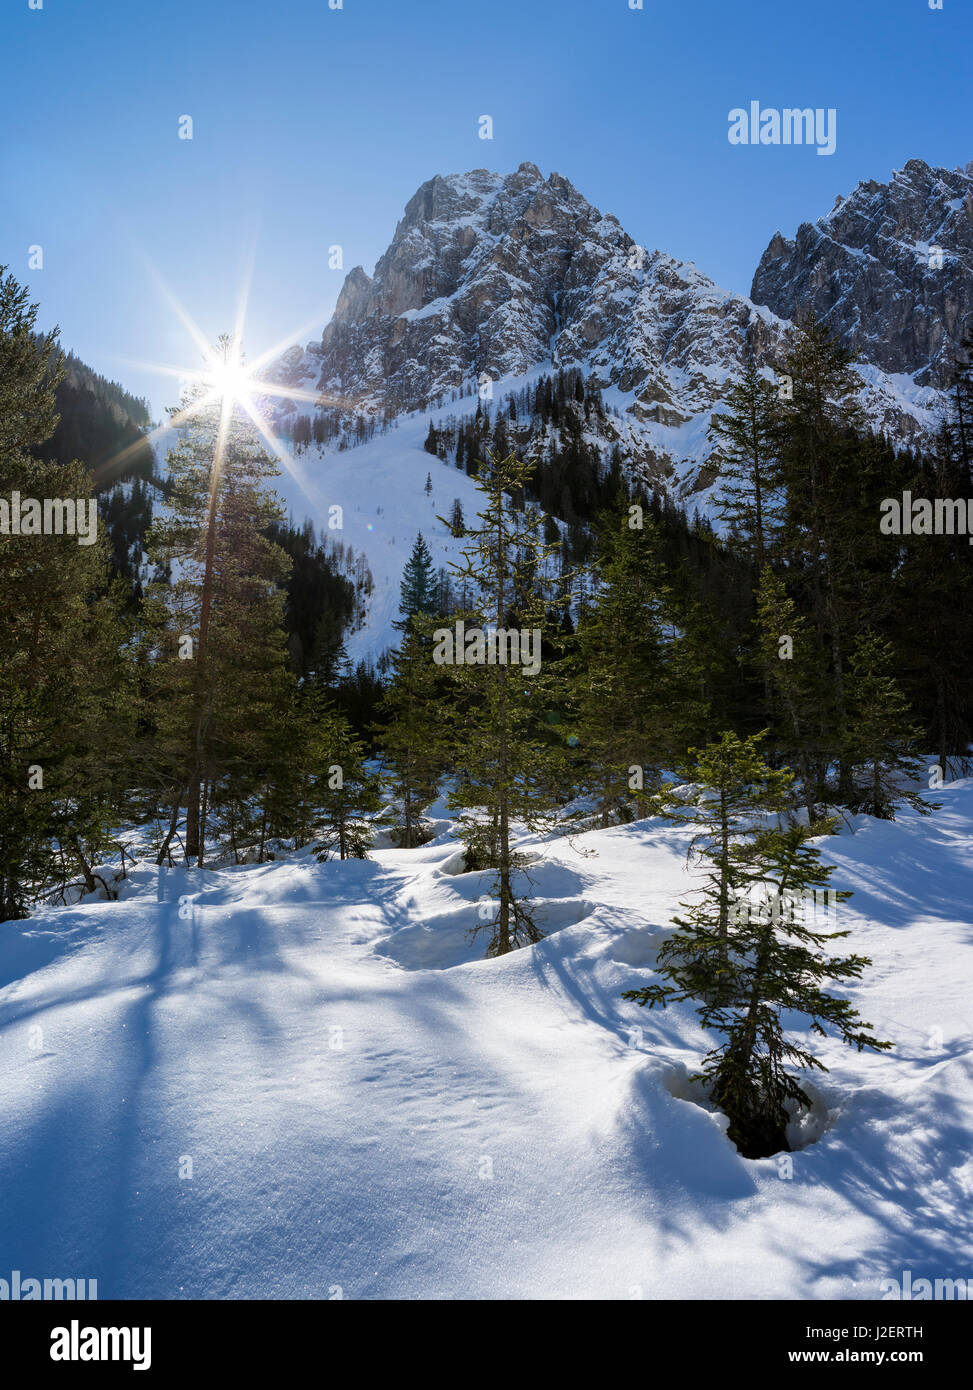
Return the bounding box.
[573,500,691,825]
[146,372,296,866]
[398,531,437,623]
[707,360,782,567]
[753,567,832,822]
[945,332,973,491]
[306,697,381,859]
[843,631,932,819]
[656,731,794,996]
[894,429,973,775]
[776,316,867,799]
[0,267,130,917]
[625,739,892,1158]
[377,614,449,847]
[441,452,568,955]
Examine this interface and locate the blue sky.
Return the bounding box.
[1,0,970,418]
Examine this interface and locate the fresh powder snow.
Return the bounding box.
[1,783,971,1299]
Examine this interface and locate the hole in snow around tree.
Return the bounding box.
[436,846,544,877]
[373,896,596,971]
[662,1062,836,1156]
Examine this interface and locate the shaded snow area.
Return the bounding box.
[1,785,972,1300]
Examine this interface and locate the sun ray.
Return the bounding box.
[89,387,222,487]
[138,253,215,366]
[237,394,332,515]
[97,239,375,509]
[246,308,337,373]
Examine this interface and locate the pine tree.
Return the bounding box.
[377,614,449,847]
[448,498,465,536]
[0,267,130,917]
[776,316,867,799]
[708,360,782,567]
[398,532,437,623]
[146,375,296,866]
[573,500,689,825]
[625,741,892,1158]
[656,731,794,995]
[894,429,973,776]
[843,631,932,819]
[440,452,568,955]
[753,567,832,822]
[307,698,381,859]
[945,332,973,491]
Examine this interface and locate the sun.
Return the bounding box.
[99,263,348,514]
[200,334,258,413]
[204,360,254,409]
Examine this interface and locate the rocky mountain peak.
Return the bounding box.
[752,158,973,387]
[267,158,969,503]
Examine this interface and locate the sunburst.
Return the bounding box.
[97,253,353,513]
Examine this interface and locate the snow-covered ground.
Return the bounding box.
[1,785,971,1300]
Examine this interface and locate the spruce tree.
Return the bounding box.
[753,567,832,822]
[0,267,130,917]
[573,499,690,825]
[146,379,296,866]
[398,532,437,622]
[656,731,794,997]
[626,740,892,1158]
[377,613,449,847]
[775,315,867,799]
[306,697,381,859]
[440,452,568,955]
[708,359,782,567]
[894,430,973,776]
[945,333,973,491]
[843,631,932,819]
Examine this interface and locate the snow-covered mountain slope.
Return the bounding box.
[265,410,491,662]
[753,158,973,390]
[2,785,971,1299]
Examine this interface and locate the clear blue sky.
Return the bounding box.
[1,0,970,419]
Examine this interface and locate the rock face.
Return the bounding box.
[751,158,973,388]
[277,162,785,434]
[270,159,968,495]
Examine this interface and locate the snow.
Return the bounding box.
[2,781,972,1299]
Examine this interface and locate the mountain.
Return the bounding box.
[752,157,973,390]
[31,342,163,598]
[268,162,793,495]
[32,345,155,486]
[270,160,967,505]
